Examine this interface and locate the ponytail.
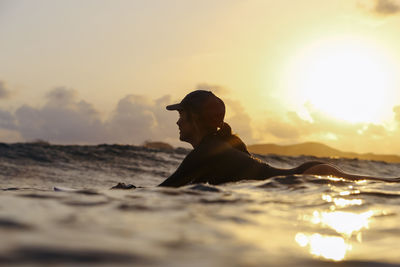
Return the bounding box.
[216,122,250,155]
[216,122,232,139]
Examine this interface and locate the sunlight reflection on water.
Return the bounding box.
[295,233,350,261]
[309,210,373,237]
[322,194,363,208]
[295,187,376,261]
[296,209,374,261]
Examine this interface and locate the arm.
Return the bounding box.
[158,162,194,187]
[158,149,208,187]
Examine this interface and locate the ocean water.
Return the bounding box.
[1,143,400,266]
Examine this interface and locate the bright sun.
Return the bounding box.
[284,36,397,123]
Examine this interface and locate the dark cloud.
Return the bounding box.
[105,94,180,144]
[0,84,254,145]
[45,87,78,107]
[0,87,178,145]
[106,95,158,144]
[0,109,17,130]
[152,95,181,140]
[374,0,400,15]
[15,87,106,144]
[0,81,11,99]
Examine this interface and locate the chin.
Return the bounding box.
[179,135,186,142]
[179,133,190,143]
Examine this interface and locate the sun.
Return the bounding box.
[283,36,398,123]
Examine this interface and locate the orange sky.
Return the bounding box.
[1,0,400,154]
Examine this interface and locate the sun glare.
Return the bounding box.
[283,36,398,123]
[295,233,350,261]
[296,209,375,261]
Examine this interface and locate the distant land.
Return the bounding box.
[247,142,400,163]
[142,141,400,163]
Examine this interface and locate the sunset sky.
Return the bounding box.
[1,0,400,154]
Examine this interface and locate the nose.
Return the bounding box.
[176,118,181,127]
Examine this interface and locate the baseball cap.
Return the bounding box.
[166,90,225,128]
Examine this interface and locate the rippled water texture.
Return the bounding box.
[1,143,400,266]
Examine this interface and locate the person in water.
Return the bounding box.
[159,90,398,187]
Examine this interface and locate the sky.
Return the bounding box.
[1,0,400,155]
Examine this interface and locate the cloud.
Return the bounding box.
[14,87,106,144]
[45,87,78,107]
[359,0,400,16]
[262,112,303,140]
[259,102,400,154]
[195,83,230,95]
[1,84,399,154]
[224,99,256,143]
[152,95,181,140]
[362,123,387,137]
[373,0,400,15]
[0,87,179,145]
[0,109,17,130]
[106,95,158,144]
[105,94,182,144]
[0,83,256,146]
[0,81,11,99]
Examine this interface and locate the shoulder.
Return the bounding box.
[226,134,250,155]
[180,135,224,164]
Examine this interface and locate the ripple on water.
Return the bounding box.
[187,184,221,192]
[62,200,110,207]
[0,246,147,265]
[117,203,154,211]
[358,191,400,199]
[20,193,64,200]
[0,218,33,230]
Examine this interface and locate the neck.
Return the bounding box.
[190,130,214,148]
[190,136,202,149]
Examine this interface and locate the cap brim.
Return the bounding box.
[166,103,183,111]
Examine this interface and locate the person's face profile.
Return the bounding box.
[177,110,195,143]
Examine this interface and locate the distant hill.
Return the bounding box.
[247,142,400,163]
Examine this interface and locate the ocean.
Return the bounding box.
[1,142,400,266]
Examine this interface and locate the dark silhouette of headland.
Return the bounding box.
[247,142,400,163]
[142,141,174,150]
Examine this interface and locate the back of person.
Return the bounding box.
[160,132,271,186]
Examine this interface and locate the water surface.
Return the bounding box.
[1,143,400,266]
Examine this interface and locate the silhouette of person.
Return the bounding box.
[159,90,399,187]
